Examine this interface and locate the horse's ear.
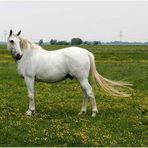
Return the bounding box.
[17,30,21,36]
[9,29,13,37]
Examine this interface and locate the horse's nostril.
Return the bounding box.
[16,54,23,60]
[16,54,20,58]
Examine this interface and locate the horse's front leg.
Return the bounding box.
[24,76,35,116]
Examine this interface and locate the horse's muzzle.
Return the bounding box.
[15,53,23,60]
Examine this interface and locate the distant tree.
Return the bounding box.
[98,41,101,45]
[38,39,43,45]
[50,39,57,45]
[71,38,83,45]
[61,41,69,45]
[93,41,101,45]
[83,41,92,45]
[83,41,88,45]
[56,41,69,45]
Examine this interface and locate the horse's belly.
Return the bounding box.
[35,71,66,83]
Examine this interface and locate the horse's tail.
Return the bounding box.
[88,52,133,97]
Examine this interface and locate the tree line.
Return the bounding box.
[38,38,101,46]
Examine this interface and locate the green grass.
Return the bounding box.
[0,45,148,146]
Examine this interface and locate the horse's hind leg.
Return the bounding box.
[79,79,98,117]
[78,88,88,115]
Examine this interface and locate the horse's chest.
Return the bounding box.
[17,61,32,77]
[17,63,25,77]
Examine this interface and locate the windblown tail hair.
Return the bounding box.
[88,52,133,97]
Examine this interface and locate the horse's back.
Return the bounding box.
[62,46,88,54]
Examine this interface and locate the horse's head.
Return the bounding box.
[7,29,23,61]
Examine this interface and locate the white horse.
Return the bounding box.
[7,30,132,117]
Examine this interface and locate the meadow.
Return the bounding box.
[0,45,148,146]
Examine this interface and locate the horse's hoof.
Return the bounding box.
[91,110,98,117]
[78,112,82,115]
[91,112,96,117]
[26,110,32,116]
[78,111,86,115]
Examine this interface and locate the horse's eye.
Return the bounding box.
[10,40,14,44]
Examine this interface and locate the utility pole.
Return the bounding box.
[4,30,7,43]
[1,36,3,43]
[120,31,123,42]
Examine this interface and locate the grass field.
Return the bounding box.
[0,45,148,146]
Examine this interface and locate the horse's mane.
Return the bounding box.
[18,36,41,50]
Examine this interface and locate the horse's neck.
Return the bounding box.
[21,45,43,59]
[22,43,42,52]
